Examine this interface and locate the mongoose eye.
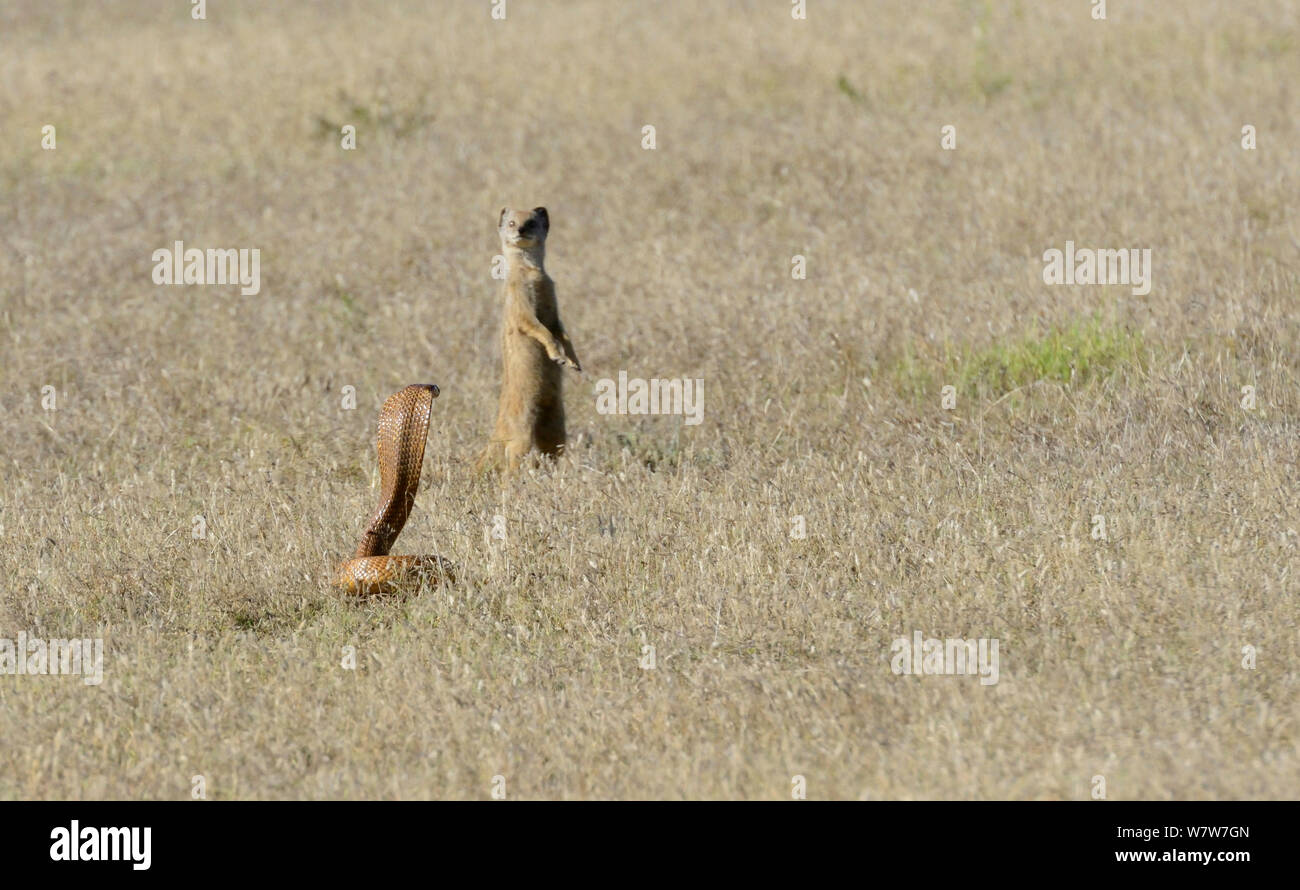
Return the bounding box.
[509,221,517,228]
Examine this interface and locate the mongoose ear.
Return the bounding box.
[533,207,549,228]
[498,207,509,228]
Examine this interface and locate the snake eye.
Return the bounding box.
[509,221,516,228]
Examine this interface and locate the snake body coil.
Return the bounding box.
[335,383,453,595]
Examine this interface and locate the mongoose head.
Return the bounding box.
[498,207,549,251]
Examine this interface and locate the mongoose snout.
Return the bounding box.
[500,206,548,249]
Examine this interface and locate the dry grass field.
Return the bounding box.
[1,0,1297,799]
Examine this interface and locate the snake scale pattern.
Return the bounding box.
[334,383,454,595]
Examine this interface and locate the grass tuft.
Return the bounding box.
[888,314,1148,401]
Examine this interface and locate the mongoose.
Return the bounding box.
[475,206,582,475]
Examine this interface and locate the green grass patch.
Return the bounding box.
[887,314,1148,402]
[836,75,864,103]
[970,0,1013,102]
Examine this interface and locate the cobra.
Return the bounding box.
[335,383,454,595]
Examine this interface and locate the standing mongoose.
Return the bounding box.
[476,206,582,476]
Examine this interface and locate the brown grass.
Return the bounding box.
[0,0,1297,799]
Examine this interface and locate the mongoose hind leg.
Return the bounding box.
[504,439,530,476]
[534,403,566,458]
